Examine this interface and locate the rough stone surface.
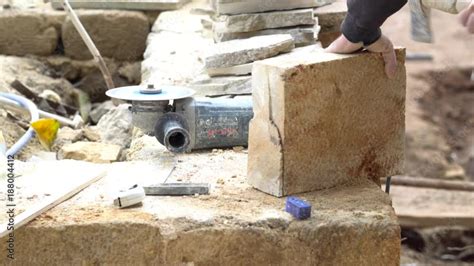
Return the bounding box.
[207,63,253,77]
[314,2,347,47]
[62,10,149,60]
[126,135,170,161]
[214,25,319,47]
[213,9,315,33]
[0,56,78,107]
[0,159,400,265]
[142,4,252,96]
[203,34,295,68]
[95,104,133,148]
[314,1,347,33]
[58,142,122,163]
[0,10,64,56]
[90,100,115,124]
[51,0,190,10]
[213,0,335,15]
[248,49,406,196]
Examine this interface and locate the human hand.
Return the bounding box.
[459,1,474,33]
[325,34,398,79]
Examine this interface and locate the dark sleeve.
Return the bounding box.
[341,0,407,46]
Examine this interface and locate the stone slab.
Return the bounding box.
[0,10,64,56]
[314,1,347,33]
[62,10,149,60]
[213,25,319,47]
[51,0,190,10]
[206,62,253,77]
[0,158,400,265]
[213,0,335,15]
[248,49,406,197]
[213,8,315,34]
[203,34,295,69]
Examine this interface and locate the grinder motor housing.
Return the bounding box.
[106,85,253,153]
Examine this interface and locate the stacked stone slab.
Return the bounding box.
[248,49,406,197]
[209,0,347,48]
[212,8,320,47]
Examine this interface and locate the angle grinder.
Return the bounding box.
[106,85,253,153]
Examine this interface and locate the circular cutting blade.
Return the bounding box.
[106,85,195,101]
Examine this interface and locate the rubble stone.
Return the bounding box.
[0,10,64,56]
[90,101,115,124]
[96,104,133,148]
[58,141,122,163]
[203,34,295,69]
[213,0,335,15]
[213,9,315,33]
[248,49,406,196]
[62,10,149,60]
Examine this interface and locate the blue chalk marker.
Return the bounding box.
[285,196,311,220]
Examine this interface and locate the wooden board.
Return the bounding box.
[390,185,474,228]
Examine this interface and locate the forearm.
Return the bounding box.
[341,0,407,45]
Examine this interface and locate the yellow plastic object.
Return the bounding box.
[31,119,60,151]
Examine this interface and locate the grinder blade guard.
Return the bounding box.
[106,85,253,153]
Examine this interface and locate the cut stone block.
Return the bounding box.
[62,10,149,60]
[213,0,335,15]
[58,141,122,163]
[214,25,319,47]
[248,49,406,197]
[51,0,190,10]
[0,10,64,56]
[213,9,315,34]
[203,34,295,69]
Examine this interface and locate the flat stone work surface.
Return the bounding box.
[248,49,406,196]
[0,157,400,265]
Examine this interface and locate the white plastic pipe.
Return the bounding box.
[0,93,39,157]
[0,95,83,128]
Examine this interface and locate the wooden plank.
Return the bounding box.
[0,169,106,238]
[382,176,474,192]
[390,185,474,228]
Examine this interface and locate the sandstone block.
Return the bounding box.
[0,11,63,56]
[214,25,319,47]
[51,0,190,10]
[248,49,406,197]
[213,0,335,15]
[203,34,295,69]
[58,141,122,163]
[213,9,315,34]
[62,10,149,60]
